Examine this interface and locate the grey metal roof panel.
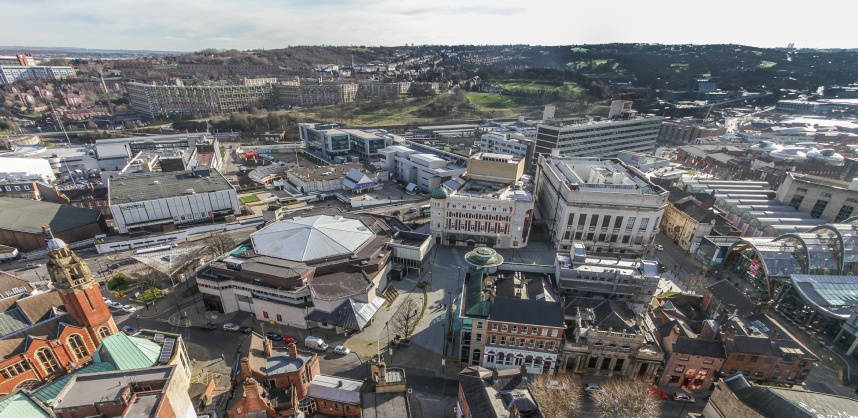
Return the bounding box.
[0,197,103,234]
[251,214,375,262]
[307,375,362,405]
[108,168,234,204]
[488,297,563,327]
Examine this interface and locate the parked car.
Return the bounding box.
[282,335,299,345]
[649,387,668,400]
[655,244,665,251]
[672,392,695,403]
[333,345,350,355]
[265,332,282,341]
[25,263,41,269]
[223,323,240,332]
[103,297,113,306]
[121,305,137,313]
[584,383,602,393]
[121,325,141,336]
[239,326,253,334]
[199,323,217,331]
[109,301,124,309]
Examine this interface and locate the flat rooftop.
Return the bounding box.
[109,168,233,205]
[288,163,364,182]
[0,197,103,234]
[452,180,532,201]
[51,366,173,409]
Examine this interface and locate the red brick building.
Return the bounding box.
[0,233,117,396]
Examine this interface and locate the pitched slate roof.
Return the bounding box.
[489,298,563,328]
[305,297,385,331]
[563,297,637,333]
[15,291,62,324]
[673,337,726,358]
[724,374,858,417]
[674,200,717,223]
[705,280,758,317]
[458,367,499,418]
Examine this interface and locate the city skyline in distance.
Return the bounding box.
[2,0,856,52]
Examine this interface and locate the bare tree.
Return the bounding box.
[590,378,662,418]
[201,232,237,259]
[126,267,165,301]
[683,272,709,294]
[390,298,420,340]
[528,374,583,418]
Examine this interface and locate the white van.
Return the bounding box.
[305,336,329,351]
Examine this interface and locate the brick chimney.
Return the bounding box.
[724,325,737,340]
[491,367,499,385]
[287,342,299,359]
[519,362,527,377]
[769,329,779,341]
[263,338,273,358]
[239,357,252,379]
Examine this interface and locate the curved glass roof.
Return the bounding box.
[741,210,803,223]
[731,237,806,279]
[790,275,858,320]
[784,232,839,275]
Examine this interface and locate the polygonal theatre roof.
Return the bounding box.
[251,214,375,262]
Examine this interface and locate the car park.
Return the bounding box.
[333,345,350,355]
[672,392,695,403]
[223,323,240,332]
[121,325,141,336]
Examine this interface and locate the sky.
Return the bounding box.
[2,0,856,52]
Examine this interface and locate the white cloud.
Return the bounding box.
[0,0,854,51]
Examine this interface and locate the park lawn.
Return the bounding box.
[464,93,517,109]
[239,195,260,203]
[139,288,163,303]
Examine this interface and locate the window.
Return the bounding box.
[602,216,611,228]
[737,355,745,361]
[520,326,528,334]
[614,216,624,229]
[742,369,751,376]
[835,205,855,222]
[508,338,516,347]
[97,327,111,340]
[810,199,829,218]
[787,372,797,380]
[679,355,690,361]
[551,329,558,337]
[674,364,685,373]
[703,358,714,364]
[699,368,709,376]
[36,348,60,374]
[750,356,758,363]
[511,326,518,333]
[531,328,537,335]
[789,195,804,209]
[475,333,482,343]
[590,215,599,227]
[669,375,680,383]
[276,314,282,322]
[501,325,508,332]
[491,324,498,331]
[538,341,545,350]
[68,334,88,360]
[626,217,636,229]
[518,339,525,348]
[500,336,506,345]
[639,218,649,231]
[764,357,773,364]
[771,369,781,379]
[547,342,555,351]
[541,328,547,336]
[490,335,496,345]
[476,322,483,329]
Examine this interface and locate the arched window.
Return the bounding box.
[97,326,111,340]
[68,334,88,359]
[36,348,60,374]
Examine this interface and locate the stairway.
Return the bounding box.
[382,287,399,305]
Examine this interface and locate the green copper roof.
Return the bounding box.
[465,247,504,268]
[0,392,52,418]
[32,361,116,404]
[464,268,491,317]
[430,186,448,199]
[92,332,160,370]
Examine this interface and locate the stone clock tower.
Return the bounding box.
[43,226,117,344]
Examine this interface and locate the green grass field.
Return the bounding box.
[239,195,260,203]
[498,80,585,94]
[464,93,517,109]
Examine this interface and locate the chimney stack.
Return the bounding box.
[724,325,737,340]
[519,362,527,377]
[239,357,251,379]
[769,329,779,341]
[263,337,273,358]
[491,367,499,385]
[287,342,299,359]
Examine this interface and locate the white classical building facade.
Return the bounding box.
[535,156,668,254]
